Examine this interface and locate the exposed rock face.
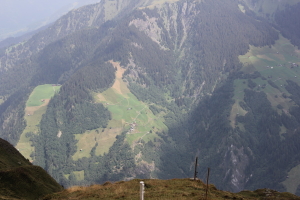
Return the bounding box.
[221,144,251,192]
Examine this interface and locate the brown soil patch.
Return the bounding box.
[97,93,107,102]
[25,99,50,115]
[109,61,130,95]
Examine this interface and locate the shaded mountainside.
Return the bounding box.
[1,0,300,195]
[0,138,63,200]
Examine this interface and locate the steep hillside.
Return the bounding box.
[0,138,63,200]
[1,0,300,194]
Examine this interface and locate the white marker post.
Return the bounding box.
[140,181,145,200]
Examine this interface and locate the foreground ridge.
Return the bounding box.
[0,138,63,200]
[43,179,300,200]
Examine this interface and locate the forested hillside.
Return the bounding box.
[1,0,300,194]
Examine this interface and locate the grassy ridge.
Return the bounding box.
[43,178,300,200]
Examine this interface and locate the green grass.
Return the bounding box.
[43,178,300,200]
[74,171,85,181]
[282,164,300,194]
[73,63,167,160]
[97,88,167,146]
[26,84,60,107]
[16,84,61,161]
[235,34,300,107]
[231,35,300,128]
[73,128,121,160]
[236,35,300,192]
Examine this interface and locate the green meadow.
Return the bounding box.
[73,62,167,160]
[99,90,167,146]
[237,35,300,192]
[26,84,60,107]
[236,34,300,109]
[16,84,61,161]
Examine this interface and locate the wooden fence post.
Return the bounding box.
[205,168,210,200]
[140,181,145,200]
[194,157,198,180]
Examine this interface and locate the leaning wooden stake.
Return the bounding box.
[205,168,210,200]
[194,157,198,180]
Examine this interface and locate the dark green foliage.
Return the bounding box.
[285,80,300,105]
[0,138,63,200]
[268,80,279,89]
[31,59,114,185]
[74,131,136,185]
[149,105,164,115]
[275,3,300,48]
[248,79,257,89]
[0,88,29,145]
[236,71,261,79]
[33,27,110,85]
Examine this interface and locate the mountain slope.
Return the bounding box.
[0,138,63,200]
[1,0,300,194]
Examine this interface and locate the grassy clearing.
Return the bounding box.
[229,100,247,128]
[282,164,300,194]
[16,84,61,161]
[229,79,248,127]
[43,178,300,200]
[236,35,300,192]
[26,84,60,107]
[74,171,85,181]
[72,128,121,160]
[233,34,300,114]
[100,89,167,146]
[96,62,167,147]
[74,61,167,160]
[238,4,245,13]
